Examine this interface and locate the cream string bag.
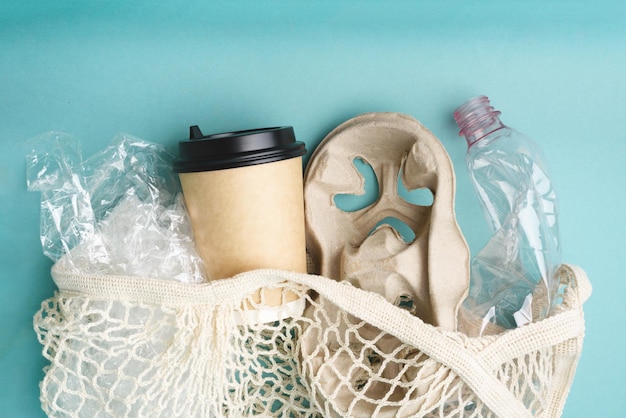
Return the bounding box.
[34,114,590,417]
[35,264,589,417]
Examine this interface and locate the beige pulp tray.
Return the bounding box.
[304,112,470,331]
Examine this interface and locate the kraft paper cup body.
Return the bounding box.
[175,126,307,311]
[179,157,307,279]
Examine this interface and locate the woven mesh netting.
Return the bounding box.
[35,284,314,417]
[34,274,580,418]
[298,297,554,417]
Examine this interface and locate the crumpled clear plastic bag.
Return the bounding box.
[26,132,206,283]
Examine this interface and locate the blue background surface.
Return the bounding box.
[1,1,624,416]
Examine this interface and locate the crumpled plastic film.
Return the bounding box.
[26,132,206,283]
[26,133,99,263]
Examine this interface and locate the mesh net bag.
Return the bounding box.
[33,113,589,417]
[35,260,589,418]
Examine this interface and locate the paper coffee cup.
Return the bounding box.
[174,125,307,314]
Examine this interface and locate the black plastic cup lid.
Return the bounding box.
[173,125,307,173]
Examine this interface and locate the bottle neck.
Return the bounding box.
[454,95,505,147]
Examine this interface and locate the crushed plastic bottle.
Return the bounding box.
[454,96,561,336]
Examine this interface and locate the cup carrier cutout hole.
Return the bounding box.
[333,157,379,212]
[334,157,435,244]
